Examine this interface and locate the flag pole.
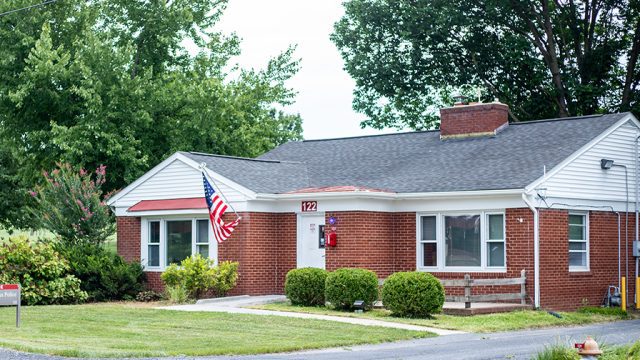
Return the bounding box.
[199,163,242,220]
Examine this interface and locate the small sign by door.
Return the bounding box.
[0,284,20,327]
[301,201,317,212]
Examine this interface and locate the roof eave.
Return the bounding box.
[255,188,523,201]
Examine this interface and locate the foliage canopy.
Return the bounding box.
[332,0,640,130]
[0,0,302,227]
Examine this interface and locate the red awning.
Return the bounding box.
[128,198,207,212]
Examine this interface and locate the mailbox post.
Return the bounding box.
[0,284,21,328]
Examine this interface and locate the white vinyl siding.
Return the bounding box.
[541,119,639,202]
[119,159,247,207]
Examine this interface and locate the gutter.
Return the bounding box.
[522,192,541,309]
[254,188,523,201]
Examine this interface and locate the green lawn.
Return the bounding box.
[256,302,630,333]
[0,226,117,253]
[0,303,432,358]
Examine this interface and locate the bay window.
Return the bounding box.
[418,211,506,271]
[142,218,216,270]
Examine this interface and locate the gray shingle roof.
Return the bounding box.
[180,152,309,194]
[183,113,630,194]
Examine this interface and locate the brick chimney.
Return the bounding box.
[439,101,509,139]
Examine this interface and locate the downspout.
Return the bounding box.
[636,135,640,306]
[522,192,540,309]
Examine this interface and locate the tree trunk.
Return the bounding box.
[622,16,640,109]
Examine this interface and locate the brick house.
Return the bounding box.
[107,102,640,310]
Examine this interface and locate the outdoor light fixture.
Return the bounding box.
[353,300,365,313]
[601,159,615,170]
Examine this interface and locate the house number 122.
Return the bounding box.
[301,201,317,212]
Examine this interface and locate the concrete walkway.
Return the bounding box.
[157,295,463,336]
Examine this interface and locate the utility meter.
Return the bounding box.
[634,241,640,257]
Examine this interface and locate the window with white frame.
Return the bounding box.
[148,221,160,267]
[196,219,209,258]
[568,213,589,271]
[420,216,437,267]
[142,218,215,269]
[418,211,506,271]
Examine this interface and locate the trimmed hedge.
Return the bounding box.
[285,268,328,306]
[325,268,378,310]
[381,271,445,317]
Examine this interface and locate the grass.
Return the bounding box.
[0,226,117,253]
[255,302,630,333]
[534,340,640,360]
[0,302,432,358]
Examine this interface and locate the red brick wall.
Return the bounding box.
[218,212,297,296]
[117,213,297,295]
[384,209,535,303]
[440,103,509,137]
[538,210,635,310]
[117,217,141,263]
[324,211,395,277]
[118,207,635,310]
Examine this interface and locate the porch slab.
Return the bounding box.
[442,301,532,316]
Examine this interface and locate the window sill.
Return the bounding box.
[143,267,164,272]
[417,267,507,274]
[569,269,591,275]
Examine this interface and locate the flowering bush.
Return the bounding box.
[30,163,115,245]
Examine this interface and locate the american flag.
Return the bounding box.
[202,172,240,243]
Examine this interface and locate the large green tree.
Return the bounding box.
[0,0,302,227]
[332,0,640,130]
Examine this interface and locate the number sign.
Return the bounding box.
[301,201,317,212]
[0,284,20,327]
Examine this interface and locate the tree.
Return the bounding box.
[332,0,640,130]
[30,163,115,245]
[0,0,302,227]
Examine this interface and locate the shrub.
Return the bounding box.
[166,285,189,304]
[59,243,145,301]
[136,290,163,302]
[381,271,445,317]
[325,268,378,310]
[0,235,87,305]
[161,255,239,299]
[212,261,239,297]
[29,163,115,246]
[285,268,328,306]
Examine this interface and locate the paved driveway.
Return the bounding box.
[1,319,639,360]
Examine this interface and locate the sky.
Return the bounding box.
[215,0,393,140]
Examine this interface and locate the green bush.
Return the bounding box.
[0,235,87,305]
[381,271,445,317]
[213,261,239,297]
[285,268,328,306]
[59,244,145,301]
[325,268,378,310]
[161,255,239,299]
[165,285,189,304]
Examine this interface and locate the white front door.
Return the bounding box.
[297,214,326,269]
